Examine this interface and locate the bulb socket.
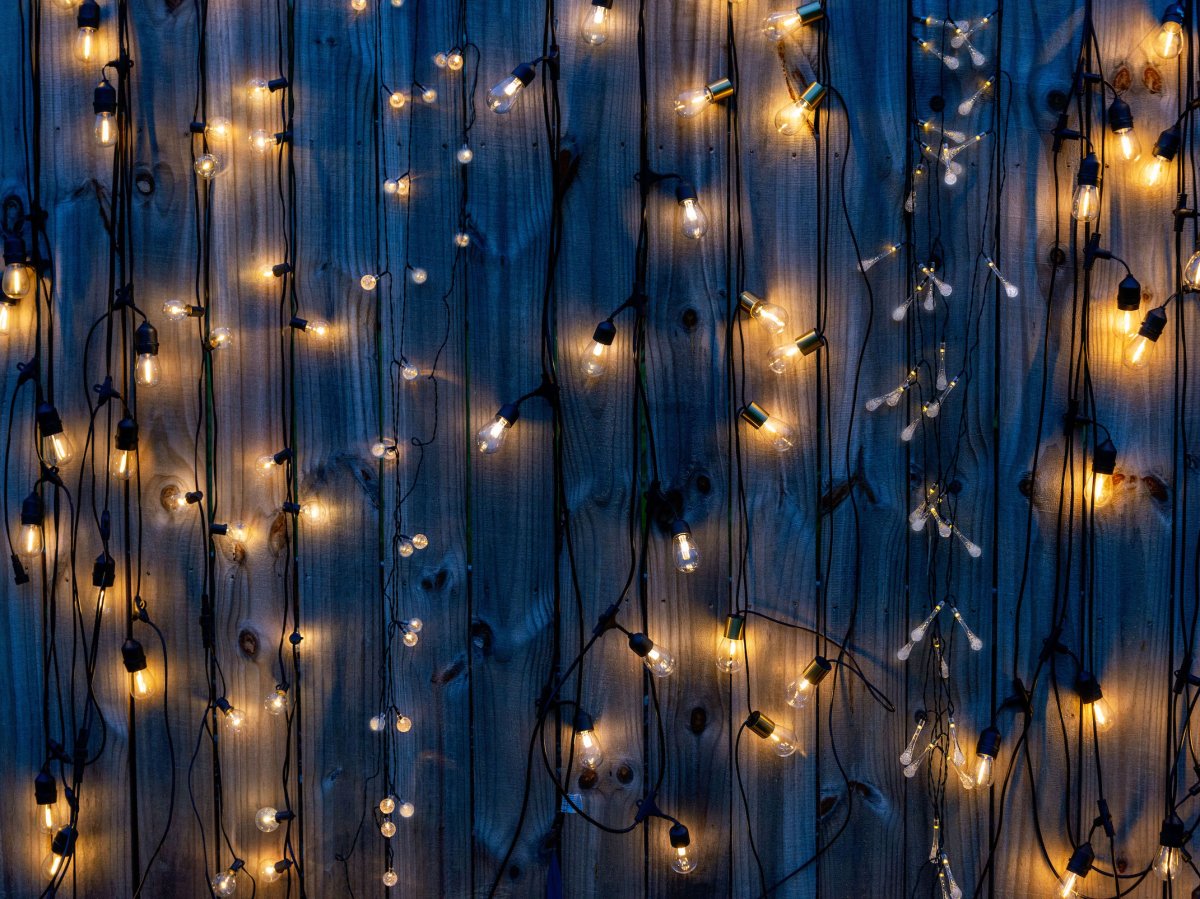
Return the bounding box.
[267,77,290,92]
[3,235,27,265]
[1116,274,1141,311]
[1154,126,1181,162]
[794,328,825,356]
[705,77,734,103]
[1138,305,1168,342]
[134,320,159,356]
[289,315,309,332]
[591,0,614,7]
[497,402,520,426]
[35,769,57,805]
[92,551,115,588]
[628,632,654,658]
[573,710,595,732]
[281,501,302,515]
[51,825,78,859]
[739,401,770,430]
[801,655,833,686]
[273,860,294,874]
[675,181,699,204]
[121,638,148,674]
[21,491,44,526]
[215,697,233,714]
[1160,815,1187,849]
[745,710,776,739]
[1077,152,1100,188]
[1106,97,1134,134]
[722,613,745,642]
[1163,2,1185,25]
[1066,842,1095,877]
[93,80,117,115]
[76,0,100,29]
[670,518,692,539]
[36,403,65,437]
[795,1,825,25]
[115,416,139,452]
[512,63,537,86]
[1092,438,1117,477]
[737,291,763,315]
[1074,671,1104,704]
[975,725,1001,759]
[592,320,617,346]
[272,448,294,465]
[799,81,828,109]
[669,823,691,849]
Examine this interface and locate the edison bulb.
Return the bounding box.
[765,723,800,757]
[379,795,396,814]
[17,520,44,561]
[576,726,604,770]
[194,154,220,179]
[642,644,676,677]
[42,432,76,468]
[259,860,283,884]
[1110,308,1138,340]
[674,87,713,118]
[744,297,788,335]
[672,845,696,875]
[264,688,288,715]
[1086,471,1113,509]
[135,352,160,386]
[382,869,399,888]
[94,110,116,147]
[74,24,97,62]
[388,91,407,109]
[211,869,238,896]
[1055,871,1079,898]
[380,819,396,838]
[1070,184,1100,223]
[581,4,609,44]
[456,144,473,163]
[110,446,137,481]
[1123,333,1157,369]
[371,438,399,460]
[37,800,63,836]
[476,414,513,454]
[487,73,529,114]
[1086,695,1115,731]
[678,196,708,239]
[762,9,806,41]
[767,343,804,373]
[1144,154,1171,188]
[1155,845,1182,880]
[671,530,700,573]
[1156,18,1183,59]
[2,260,32,300]
[714,634,743,674]
[974,751,995,788]
[42,847,68,879]
[1113,126,1141,163]
[130,666,158,700]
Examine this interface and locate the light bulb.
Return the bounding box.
[74,1,100,62]
[454,232,471,247]
[785,656,832,708]
[429,50,444,68]
[91,81,118,148]
[488,64,536,114]
[35,772,63,836]
[447,49,464,70]
[369,714,386,732]
[973,726,1000,788]
[1155,4,1184,58]
[395,713,412,732]
[134,352,160,386]
[420,85,437,104]
[249,129,279,154]
[16,512,44,562]
[740,402,797,452]
[1085,471,1112,508]
[581,0,611,44]
[110,417,139,481]
[581,320,616,377]
[36,803,62,837]
[456,144,474,163]
[380,818,396,837]
[399,801,415,818]
[211,869,239,896]
[628,633,676,677]
[208,326,233,349]
[746,711,799,757]
[403,627,419,647]
[256,807,280,832]
[737,291,789,335]
[351,0,367,9]
[218,700,247,734]
[762,1,825,41]
[94,112,115,146]
[360,273,379,290]
[129,665,158,700]
[714,614,745,673]
[246,78,270,100]
[408,267,427,284]
[264,688,288,715]
[1123,306,1167,369]
[0,300,12,335]
[42,826,77,880]
[411,534,428,549]
[1155,816,1186,880]
[2,236,32,299]
[379,795,397,814]
[206,117,232,140]
[388,91,407,109]
[774,82,827,136]
[371,438,399,460]
[293,316,329,339]
[673,77,733,118]
[676,189,708,240]
[194,153,220,179]
[576,726,604,770]
[256,451,285,477]
[477,404,518,454]
[299,500,327,523]
[1070,153,1100,222]
[1144,126,1180,187]
[1056,844,1094,897]
[382,869,399,887]
[258,860,285,884]
[1106,98,1140,162]
[668,520,701,572]
[672,844,696,875]
[767,329,823,373]
[402,359,420,379]
[37,403,75,467]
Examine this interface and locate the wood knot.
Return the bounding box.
[238,628,259,658]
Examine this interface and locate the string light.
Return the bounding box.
[714,614,745,673]
[109,417,138,481]
[134,320,160,386]
[766,327,824,373]
[580,0,612,45]
[669,519,700,572]
[1106,97,1140,162]
[255,447,292,477]
[36,402,75,466]
[74,0,100,62]
[739,402,797,452]
[121,638,159,700]
[1073,671,1114,731]
[2,234,32,300]
[627,633,676,677]
[476,403,519,454]
[42,826,77,880]
[1087,437,1117,508]
[93,79,117,147]
[210,860,244,897]
[264,687,288,716]
[973,726,1000,788]
[1154,815,1186,880]
[673,77,734,119]
[774,82,827,136]
[581,320,617,377]
[674,182,708,239]
[573,711,604,769]
[259,859,294,884]
[289,315,331,339]
[737,290,789,335]
[668,824,696,875]
[1122,304,1168,369]
[1070,152,1100,222]
[487,63,537,114]
[1154,2,1185,58]
[745,711,800,757]
[34,769,63,836]
[1143,125,1179,187]
[16,492,45,562]
[785,655,831,708]
[1054,843,1094,897]
[214,697,247,733]
[761,1,825,42]
[254,806,295,832]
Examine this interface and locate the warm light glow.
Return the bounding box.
[1156,21,1183,59]
[581,5,609,45]
[679,197,708,239]
[1086,471,1112,509]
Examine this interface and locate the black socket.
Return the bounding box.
[51,825,78,859]
[1138,306,1169,342]
[3,234,27,265]
[21,491,44,526]
[1106,97,1134,134]
[1154,126,1181,162]
[669,823,690,848]
[628,632,653,657]
[675,181,699,203]
[1077,152,1100,188]
[92,551,115,588]
[36,402,65,437]
[134,320,158,356]
[512,63,537,86]
[1160,814,1187,849]
[592,320,617,346]
[76,0,100,30]
[115,417,138,451]
[670,518,691,539]
[1116,274,1141,311]
[1074,671,1104,704]
[93,80,117,115]
[1092,439,1117,477]
[121,638,148,673]
[1163,2,1185,25]
[573,710,595,732]
[1066,842,1095,877]
[35,769,57,804]
[976,725,1001,758]
[497,402,520,425]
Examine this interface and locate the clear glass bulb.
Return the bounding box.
[1086,471,1112,509]
[1086,696,1115,731]
[299,500,327,524]
[43,431,76,467]
[412,535,427,549]
[0,301,11,335]
[382,869,399,887]
[256,454,281,477]
[206,117,232,140]
[678,197,708,239]
[246,78,270,100]
[360,274,379,290]
[264,689,288,715]
[379,795,396,814]
[399,801,415,818]
[380,819,396,837]
[258,860,283,883]
[402,360,420,379]
[74,25,97,61]
[763,10,803,41]
[110,447,137,481]
[1071,184,1100,222]
[249,129,277,154]
[403,629,419,647]
[1111,308,1138,339]
[642,644,676,677]
[388,91,407,109]
[581,5,610,44]
[371,438,399,460]
[765,723,800,757]
[211,870,238,896]
[409,267,427,284]
[974,752,995,788]
[1123,333,1156,369]
[300,318,330,339]
[785,676,814,709]
[577,728,604,769]
[581,339,609,377]
[129,666,158,700]
[672,530,700,572]
[395,713,412,732]
[1155,845,1182,880]
[447,50,464,70]
[17,521,44,561]
[672,845,696,874]
[209,327,233,349]
[1185,248,1200,290]
[456,144,474,164]
[36,800,63,836]
[714,635,743,673]
[1113,127,1141,162]
[224,707,246,733]
[774,97,817,135]
[476,414,512,454]
[3,262,32,299]
[162,300,190,321]
[1055,870,1078,897]
[94,111,116,147]
[487,75,526,113]
[767,343,801,374]
[761,415,796,452]
[369,714,386,732]
[1156,20,1183,58]
[420,87,437,104]
[42,848,68,879]
[194,153,220,179]
[750,302,788,335]
[674,87,713,118]
[1144,154,1170,187]
[135,353,160,386]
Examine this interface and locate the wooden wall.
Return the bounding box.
[0,0,1193,896]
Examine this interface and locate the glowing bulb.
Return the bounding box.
[399,801,414,818]
[740,402,797,452]
[0,301,12,335]
[94,110,115,147]
[388,91,407,109]
[785,656,832,708]
[714,614,745,673]
[369,714,386,732]
[129,666,158,700]
[582,321,616,377]
[37,803,62,836]
[134,351,160,387]
[1086,471,1112,508]
[629,634,676,677]
[581,2,610,44]
[454,232,470,247]
[206,117,232,140]
[395,713,412,732]
[1156,5,1184,58]
[767,329,823,373]
[737,291,789,335]
[1154,845,1182,881]
[258,860,285,883]
[672,844,696,875]
[74,2,99,62]
[1071,184,1099,222]
[211,869,238,896]
[18,512,45,562]
[194,153,220,179]
[420,86,437,104]
[673,78,733,119]
[219,701,247,734]
[576,726,604,770]
[412,534,428,550]
[409,267,427,284]
[371,438,399,460]
[41,828,77,880]
[677,194,708,240]
[249,129,279,155]
[747,711,800,757]
[264,688,288,716]
[973,727,1000,788]
[488,64,536,114]
[37,404,75,467]
[762,1,824,41]
[402,359,420,379]
[435,50,450,67]
[360,273,379,290]
[477,405,518,454]
[382,869,399,887]
[670,520,700,572]
[351,0,367,10]
[774,82,827,136]
[299,500,327,523]
[456,144,474,163]
[2,238,32,299]
[110,449,137,480]
[379,795,397,814]
[1114,128,1141,163]
[208,327,233,350]
[162,300,189,321]
[256,807,281,832]
[246,78,270,100]
[380,819,396,837]
[447,50,464,70]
